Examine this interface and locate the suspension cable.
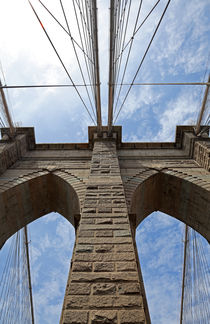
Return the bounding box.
[59,0,96,120]
[195,74,210,135]
[37,0,93,63]
[113,0,143,120]
[91,0,102,132]
[114,0,172,124]
[28,0,96,124]
[72,0,96,105]
[114,0,161,64]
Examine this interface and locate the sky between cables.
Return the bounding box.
[0,0,209,142]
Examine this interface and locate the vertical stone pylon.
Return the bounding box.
[60,131,150,324]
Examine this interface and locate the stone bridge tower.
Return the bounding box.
[0,125,209,324]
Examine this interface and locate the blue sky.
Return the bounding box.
[0,0,210,323]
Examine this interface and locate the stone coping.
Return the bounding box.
[0,125,209,151]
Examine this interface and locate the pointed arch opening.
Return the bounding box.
[135,211,210,324]
[130,172,210,242]
[0,212,75,324]
[0,172,80,249]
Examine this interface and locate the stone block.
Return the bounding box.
[83,208,96,213]
[98,207,112,213]
[74,252,135,262]
[79,230,94,237]
[114,296,142,308]
[68,283,91,295]
[90,310,117,324]
[111,272,139,282]
[71,273,112,283]
[94,262,115,272]
[81,218,95,224]
[92,283,116,295]
[118,283,141,295]
[113,218,128,224]
[72,262,92,272]
[114,230,131,237]
[76,245,94,253]
[95,244,114,253]
[63,310,89,324]
[115,244,134,252]
[95,230,113,237]
[116,262,137,272]
[95,218,112,224]
[78,237,132,244]
[119,310,145,324]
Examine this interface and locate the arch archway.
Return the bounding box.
[0,172,80,249]
[130,171,210,241]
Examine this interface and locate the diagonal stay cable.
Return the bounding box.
[114,0,127,75]
[83,0,97,105]
[114,0,161,65]
[114,0,131,95]
[113,0,122,88]
[114,0,125,73]
[72,0,96,105]
[59,0,96,120]
[75,0,93,41]
[28,0,96,124]
[37,0,93,64]
[75,0,96,104]
[113,0,143,116]
[114,0,172,124]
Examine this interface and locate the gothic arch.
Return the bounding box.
[0,171,81,249]
[129,171,210,242]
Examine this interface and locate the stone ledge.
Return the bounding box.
[88,126,122,148]
[1,127,35,150]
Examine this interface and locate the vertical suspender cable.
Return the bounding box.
[24,226,35,324]
[92,0,102,133]
[195,74,210,135]
[180,224,189,324]
[108,0,116,135]
[0,79,15,136]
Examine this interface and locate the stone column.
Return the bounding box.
[60,136,150,324]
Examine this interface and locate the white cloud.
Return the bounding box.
[154,89,199,141]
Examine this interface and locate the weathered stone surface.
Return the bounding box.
[115,244,134,252]
[74,252,135,262]
[72,262,92,272]
[95,244,114,253]
[63,310,88,324]
[119,310,145,323]
[95,218,113,224]
[93,283,116,295]
[94,262,115,272]
[116,262,137,272]
[118,283,141,295]
[114,230,131,237]
[95,230,113,237]
[68,283,91,295]
[90,310,117,324]
[76,245,94,253]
